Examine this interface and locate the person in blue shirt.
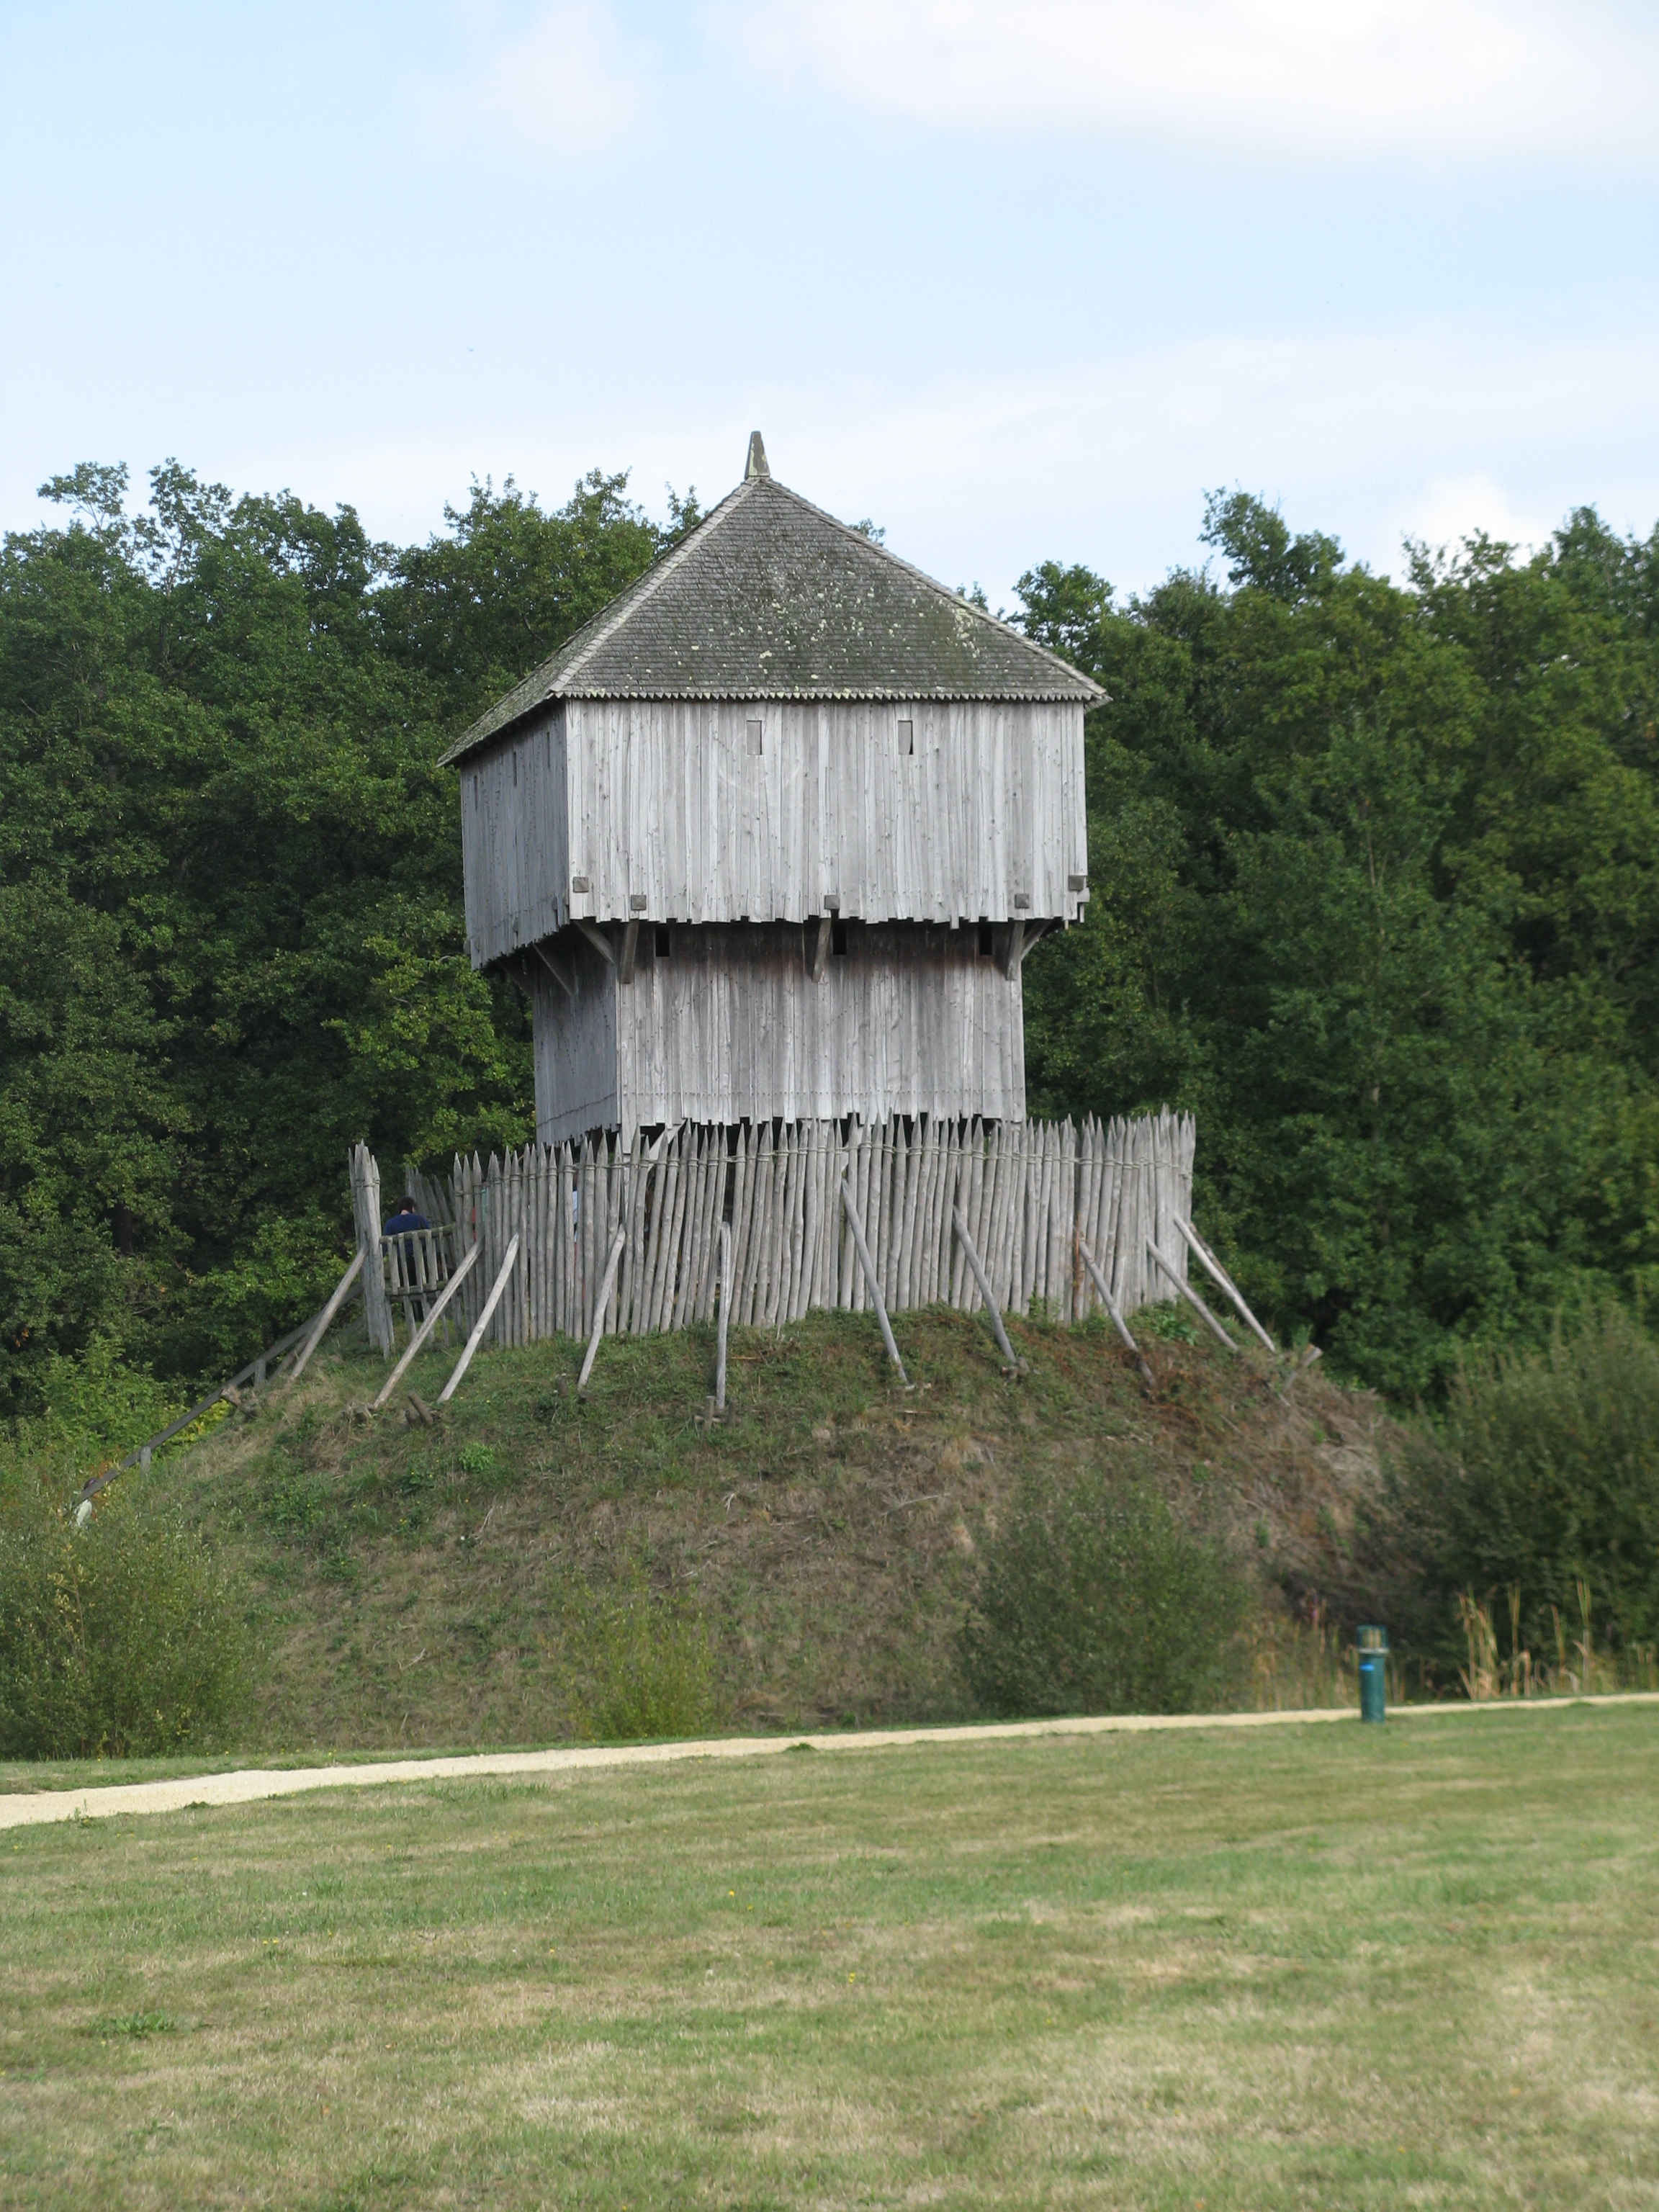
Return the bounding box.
[382,1196,432,1322]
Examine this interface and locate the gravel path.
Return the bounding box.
[5,1695,1653,1830]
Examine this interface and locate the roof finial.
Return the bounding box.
[745,431,770,481]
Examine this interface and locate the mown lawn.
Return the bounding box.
[4,1705,1656,2209]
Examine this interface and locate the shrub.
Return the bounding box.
[0,1466,252,1758]
[961,1467,1249,1717]
[1392,1303,1659,1656]
[574,1580,719,1743]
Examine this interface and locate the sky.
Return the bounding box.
[2,0,1657,603]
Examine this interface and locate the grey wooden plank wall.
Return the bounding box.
[462,698,1088,968]
[532,920,1025,1140]
[529,925,620,1141]
[349,1112,1196,1354]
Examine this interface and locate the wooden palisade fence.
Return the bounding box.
[347,1112,1196,1357]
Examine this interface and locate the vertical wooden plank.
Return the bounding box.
[903,1120,926,1311]
[840,1124,863,1309]
[859,1123,881,1311]
[696,1129,725,1325]
[656,1129,689,1332]
[881,1119,905,1309]
[668,1128,696,1332]
[703,1132,729,1318]
[921,1128,941,1309]
[796,1124,817,1322]
[729,1125,755,1325]
[701,1126,723,1323]
[817,1123,839,1311]
[740,1127,770,1327]
[637,1132,668,1334]
[584,1141,606,1327]
[1074,1120,1095,1321]
[768,1127,795,1328]
[950,1122,975,1309]
[904,1122,929,1310]
[513,1145,529,1346]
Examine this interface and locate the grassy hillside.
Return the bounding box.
[138,1300,1393,1754]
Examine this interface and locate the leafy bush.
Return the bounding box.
[575,1580,718,1743]
[961,1467,1249,1717]
[0,1466,251,1758]
[1391,1304,1659,1655]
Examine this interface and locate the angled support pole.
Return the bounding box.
[371,1241,480,1413]
[1147,1242,1238,1352]
[619,920,639,985]
[1078,1234,1157,1395]
[807,914,831,983]
[1002,922,1025,981]
[951,1206,1018,1369]
[438,1233,521,1405]
[840,1177,909,1384]
[1173,1214,1275,1352]
[577,1227,628,1393]
[289,1246,367,1383]
[573,918,616,967]
[531,939,577,1000]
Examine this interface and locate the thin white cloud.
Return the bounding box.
[207,313,1658,601]
[448,4,651,158]
[714,0,1659,169]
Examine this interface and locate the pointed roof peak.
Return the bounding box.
[440,449,1102,762]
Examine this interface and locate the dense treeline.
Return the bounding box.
[2,462,1655,1413]
[1021,498,1659,1394]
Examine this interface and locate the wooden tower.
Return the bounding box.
[444,435,1099,1142]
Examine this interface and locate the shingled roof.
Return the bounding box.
[441,435,1102,763]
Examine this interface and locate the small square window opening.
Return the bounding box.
[896,718,914,757]
[977,922,994,958]
[654,923,671,958]
[746,718,764,756]
[832,919,848,957]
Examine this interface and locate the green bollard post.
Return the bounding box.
[1357,1624,1388,1723]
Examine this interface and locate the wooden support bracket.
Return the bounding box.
[808,914,831,984]
[619,919,639,985]
[530,938,577,1000]
[1002,922,1025,981]
[573,918,616,967]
